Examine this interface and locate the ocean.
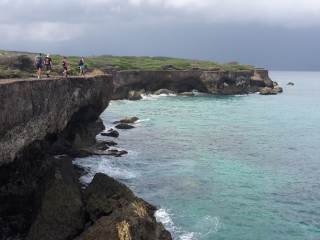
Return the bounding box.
[74,71,320,240]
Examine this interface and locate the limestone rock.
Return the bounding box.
[76,173,172,240]
[287,82,294,85]
[28,158,86,240]
[127,90,142,100]
[259,87,278,95]
[179,92,194,96]
[0,75,114,166]
[154,89,173,95]
[112,84,129,100]
[120,117,139,124]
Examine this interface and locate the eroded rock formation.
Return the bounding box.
[0,75,113,166]
[110,68,279,99]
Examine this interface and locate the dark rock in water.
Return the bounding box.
[75,173,172,240]
[120,117,139,124]
[115,123,135,129]
[287,82,294,85]
[28,157,86,240]
[96,141,109,151]
[105,140,118,146]
[275,86,283,93]
[101,129,119,138]
[107,149,128,157]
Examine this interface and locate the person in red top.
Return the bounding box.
[62,57,68,77]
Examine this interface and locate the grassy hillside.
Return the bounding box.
[0,50,254,79]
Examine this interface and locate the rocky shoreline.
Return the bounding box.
[110,68,282,100]
[0,68,278,239]
[0,76,171,240]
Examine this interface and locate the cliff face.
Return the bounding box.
[111,68,274,98]
[0,75,114,166]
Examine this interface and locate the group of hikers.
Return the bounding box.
[34,53,85,79]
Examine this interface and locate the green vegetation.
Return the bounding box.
[0,50,254,79]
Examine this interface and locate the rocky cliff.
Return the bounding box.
[0,75,113,166]
[0,75,172,240]
[111,68,279,99]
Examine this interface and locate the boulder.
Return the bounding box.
[115,123,135,129]
[75,173,172,240]
[179,92,194,96]
[154,89,173,95]
[107,149,128,157]
[28,157,86,240]
[120,117,139,124]
[112,84,129,100]
[138,89,146,95]
[259,87,278,95]
[96,141,109,151]
[101,129,119,138]
[287,82,294,86]
[127,90,142,100]
[105,140,117,146]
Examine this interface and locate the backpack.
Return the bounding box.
[78,59,83,66]
[35,56,42,64]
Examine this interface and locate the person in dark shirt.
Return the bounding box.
[44,54,53,78]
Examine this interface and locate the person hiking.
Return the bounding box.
[35,53,43,79]
[44,54,53,78]
[79,57,85,75]
[62,57,68,77]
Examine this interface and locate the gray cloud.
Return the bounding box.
[1,0,320,70]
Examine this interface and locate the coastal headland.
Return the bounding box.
[111,67,281,99]
[0,54,279,239]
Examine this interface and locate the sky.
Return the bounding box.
[1,0,320,70]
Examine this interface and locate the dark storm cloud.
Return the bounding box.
[1,0,320,70]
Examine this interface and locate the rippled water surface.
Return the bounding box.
[75,71,320,240]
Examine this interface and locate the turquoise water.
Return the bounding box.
[75,71,320,240]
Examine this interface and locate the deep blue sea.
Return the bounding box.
[75,71,320,240]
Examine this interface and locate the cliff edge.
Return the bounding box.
[0,75,113,166]
[111,68,280,99]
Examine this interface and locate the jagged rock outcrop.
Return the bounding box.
[110,68,277,99]
[28,157,86,240]
[75,173,172,240]
[0,75,114,166]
